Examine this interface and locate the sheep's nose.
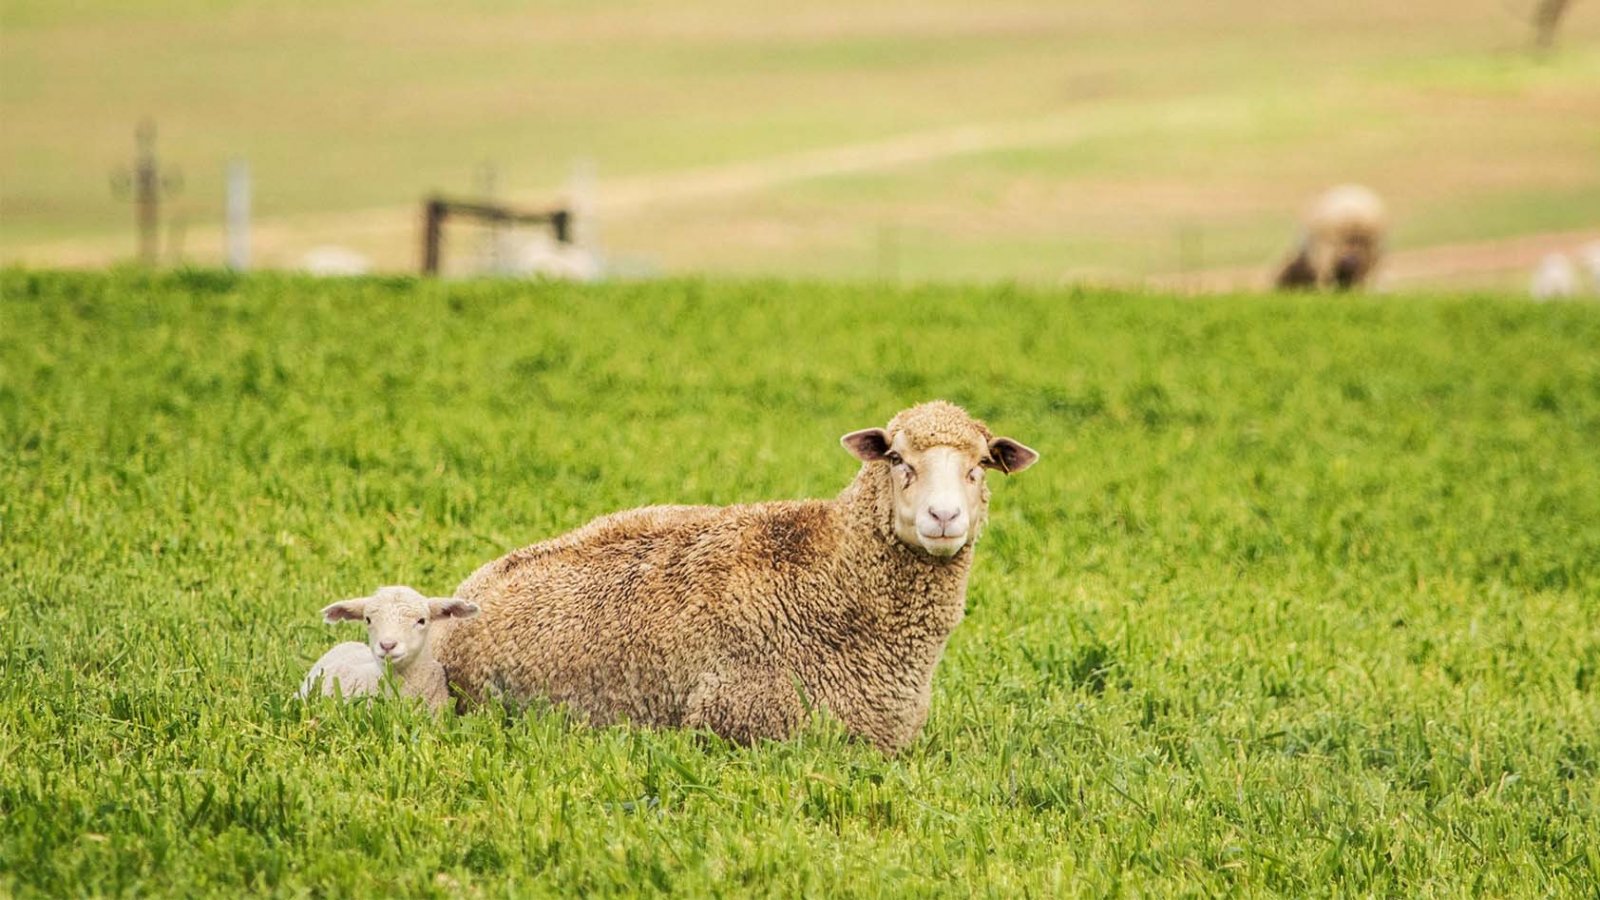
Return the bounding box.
[927,506,962,527]
[379,641,397,652]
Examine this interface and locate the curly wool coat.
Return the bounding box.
[436,404,1009,752]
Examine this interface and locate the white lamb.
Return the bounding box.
[1531,253,1579,300]
[297,586,479,711]
[1578,241,1600,293]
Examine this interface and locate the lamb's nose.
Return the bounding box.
[379,641,397,652]
[928,506,961,527]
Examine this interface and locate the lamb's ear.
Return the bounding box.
[841,428,891,462]
[984,437,1039,474]
[428,598,480,620]
[322,599,369,624]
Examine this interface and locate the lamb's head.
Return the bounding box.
[842,401,1038,559]
[321,586,479,671]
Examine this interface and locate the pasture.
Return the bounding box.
[2,270,1598,895]
[2,0,1598,282]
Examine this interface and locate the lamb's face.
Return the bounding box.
[843,402,1038,559]
[322,586,480,671]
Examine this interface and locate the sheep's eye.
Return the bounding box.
[967,467,982,483]
[416,618,427,627]
[886,452,904,466]
[364,616,371,624]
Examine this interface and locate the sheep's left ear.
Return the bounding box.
[322,599,369,624]
[428,599,480,620]
[984,437,1039,474]
[841,428,891,461]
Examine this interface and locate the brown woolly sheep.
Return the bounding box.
[1275,185,1387,291]
[436,401,1039,752]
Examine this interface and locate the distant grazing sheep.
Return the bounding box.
[1276,185,1387,291]
[436,401,1040,752]
[298,586,479,712]
[1531,253,1580,300]
[491,232,602,282]
[300,246,371,277]
[1578,241,1600,293]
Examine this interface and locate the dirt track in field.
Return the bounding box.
[2,110,1130,271]
[9,104,1595,289]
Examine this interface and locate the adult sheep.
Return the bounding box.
[437,401,1038,752]
[1275,185,1387,291]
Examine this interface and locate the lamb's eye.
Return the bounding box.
[886,452,904,466]
[416,618,427,627]
[968,467,982,483]
[364,616,371,624]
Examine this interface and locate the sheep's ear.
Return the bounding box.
[428,599,480,620]
[322,599,368,624]
[841,428,891,462]
[984,437,1039,474]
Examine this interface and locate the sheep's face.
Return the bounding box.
[843,402,1038,559]
[322,586,480,671]
[1330,231,1379,289]
[1306,185,1384,291]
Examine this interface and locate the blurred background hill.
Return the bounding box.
[2,0,1596,286]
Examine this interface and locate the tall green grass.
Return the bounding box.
[2,270,1597,896]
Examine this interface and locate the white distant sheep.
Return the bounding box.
[297,586,479,711]
[1531,253,1580,300]
[492,231,602,281]
[300,245,372,277]
[1578,241,1600,293]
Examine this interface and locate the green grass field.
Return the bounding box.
[3,270,1599,895]
[3,1,1597,281]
